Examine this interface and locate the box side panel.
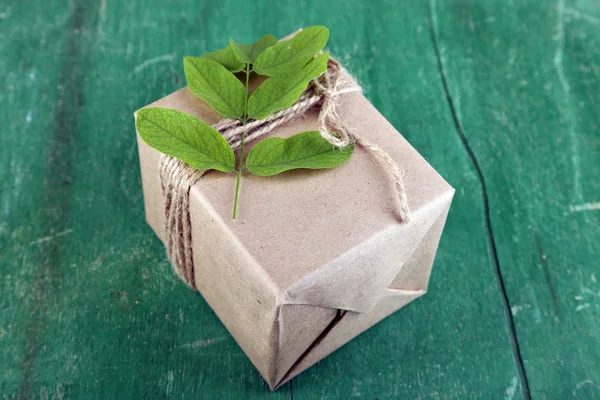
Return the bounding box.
[269,304,338,387]
[189,190,281,383]
[275,289,424,388]
[389,192,453,291]
[137,128,282,383]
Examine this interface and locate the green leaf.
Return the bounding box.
[247,52,329,120]
[229,34,278,64]
[136,107,235,172]
[246,130,354,176]
[184,56,247,119]
[202,45,245,72]
[253,26,329,78]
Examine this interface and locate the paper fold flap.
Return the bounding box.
[280,188,454,313]
[273,287,426,389]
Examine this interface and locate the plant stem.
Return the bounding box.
[232,126,245,219]
[232,63,251,220]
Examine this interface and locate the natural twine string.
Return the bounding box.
[158,57,410,288]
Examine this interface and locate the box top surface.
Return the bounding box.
[144,83,453,311]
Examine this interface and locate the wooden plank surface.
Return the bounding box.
[429,1,600,398]
[0,0,598,399]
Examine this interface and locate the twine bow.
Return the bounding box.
[159,57,410,289]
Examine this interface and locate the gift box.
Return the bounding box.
[135,55,454,389]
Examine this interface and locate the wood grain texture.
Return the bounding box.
[429,1,600,398]
[0,0,598,399]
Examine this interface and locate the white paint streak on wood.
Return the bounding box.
[0,5,12,20]
[97,0,106,34]
[569,202,600,213]
[581,287,600,298]
[511,304,532,315]
[30,229,74,245]
[573,380,599,396]
[505,377,519,400]
[575,303,590,312]
[133,53,176,74]
[180,336,227,349]
[165,371,174,396]
[555,0,583,202]
[565,7,600,25]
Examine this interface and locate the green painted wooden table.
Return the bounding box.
[1,1,599,398]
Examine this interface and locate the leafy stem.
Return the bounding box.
[136,26,356,220]
[232,63,252,220]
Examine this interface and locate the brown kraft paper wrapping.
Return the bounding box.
[135,78,454,389]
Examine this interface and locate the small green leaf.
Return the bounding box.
[184,56,247,119]
[229,34,278,64]
[253,26,329,77]
[136,107,235,172]
[247,52,329,120]
[202,45,245,72]
[246,130,354,176]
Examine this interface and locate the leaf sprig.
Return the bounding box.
[136,26,354,219]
